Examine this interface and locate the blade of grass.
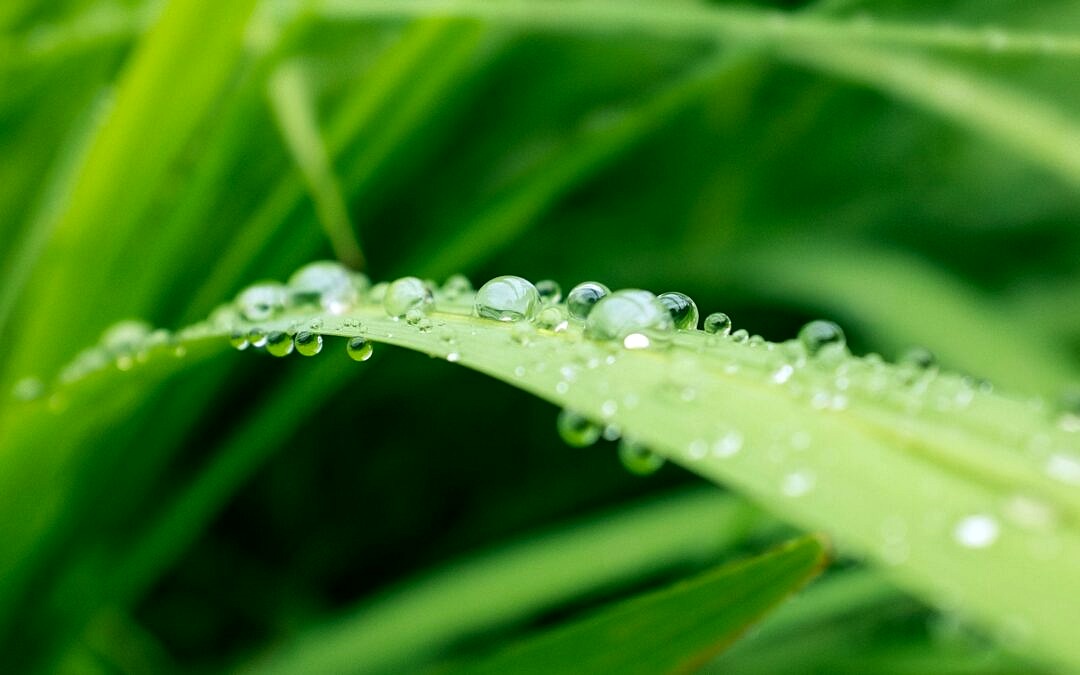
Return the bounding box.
[241,489,768,675]
[444,535,828,675]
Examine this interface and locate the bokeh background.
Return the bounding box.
[1,0,1079,672]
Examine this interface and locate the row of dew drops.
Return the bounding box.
[27,262,1080,563]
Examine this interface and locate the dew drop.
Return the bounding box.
[557,409,601,447]
[441,274,473,300]
[730,328,749,344]
[657,291,699,330]
[228,330,250,351]
[446,352,460,363]
[294,331,323,357]
[713,431,743,458]
[799,320,845,357]
[405,307,425,326]
[236,282,288,321]
[346,336,374,362]
[781,470,815,497]
[900,346,937,370]
[248,329,268,348]
[566,281,610,320]
[535,305,569,332]
[703,312,731,336]
[384,276,432,318]
[287,260,359,314]
[101,320,153,352]
[953,514,999,549]
[618,439,665,476]
[585,289,673,345]
[1045,453,1080,485]
[535,279,562,305]
[475,275,541,322]
[265,331,294,357]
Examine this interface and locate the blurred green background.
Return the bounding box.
[1,0,1079,672]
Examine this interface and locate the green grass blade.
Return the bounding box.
[242,489,766,675]
[444,535,828,675]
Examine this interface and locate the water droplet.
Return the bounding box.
[441,274,473,300]
[405,308,425,326]
[557,409,601,447]
[772,364,794,384]
[730,328,749,344]
[585,289,673,345]
[265,331,294,357]
[601,399,619,418]
[1045,453,1080,485]
[703,312,731,336]
[446,351,460,363]
[294,331,323,356]
[657,292,699,330]
[346,336,374,362]
[566,281,610,320]
[228,331,250,350]
[953,514,999,549]
[618,439,665,476]
[781,470,815,497]
[799,320,845,357]
[236,282,288,321]
[101,320,152,352]
[900,346,937,370]
[287,260,359,314]
[384,276,432,318]
[536,305,569,332]
[511,321,535,344]
[623,333,650,349]
[475,275,541,322]
[248,329,268,348]
[713,431,743,458]
[536,279,562,304]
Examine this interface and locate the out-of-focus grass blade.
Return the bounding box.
[444,535,828,675]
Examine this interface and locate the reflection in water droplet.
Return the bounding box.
[229,331,250,350]
[294,331,323,356]
[346,336,374,362]
[475,275,541,322]
[619,439,665,476]
[953,514,999,549]
[703,312,731,336]
[799,320,846,357]
[657,291,699,330]
[236,282,287,321]
[557,409,601,447]
[536,279,562,305]
[287,260,359,314]
[265,331,294,357]
[566,281,610,320]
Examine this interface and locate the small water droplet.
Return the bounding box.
[347,336,374,362]
[535,305,569,332]
[566,281,610,320]
[535,279,562,304]
[730,328,749,344]
[441,273,473,300]
[236,282,288,321]
[781,470,815,497]
[294,331,323,356]
[713,431,743,458]
[475,275,541,322]
[11,377,44,402]
[511,321,535,344]
[585,289,673,345]
[446,351,461,363]
[799,320,845,357]
[657,291,699,330]
[703,312,731,336]
[557,409,601,447]
[618,439,665,476]
[265,331,294,357]
[601,399,618,418]
[772,364,794,384]
[229,331,250,350]
[953,514,999,549]
[900,346,937,370]
[1045,453,1080,485]
[405,308,425,326]
[248,329,268,348]
[384,276,433,318]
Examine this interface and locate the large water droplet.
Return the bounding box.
[287,260,360,314]
[384,276,432,318]
[953,514,999,549]
[799,320,846,357]
[657,292,699,330]
[474,275,541,322]
[618,439,665,476]
[265,331,294,357]
[703,312,731,336]
[566,281,610,320]
[294,331,323,356]
[236,282,288,321]
[346,336,374,362]
[585,289,673,344]
[557,410,601,448]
